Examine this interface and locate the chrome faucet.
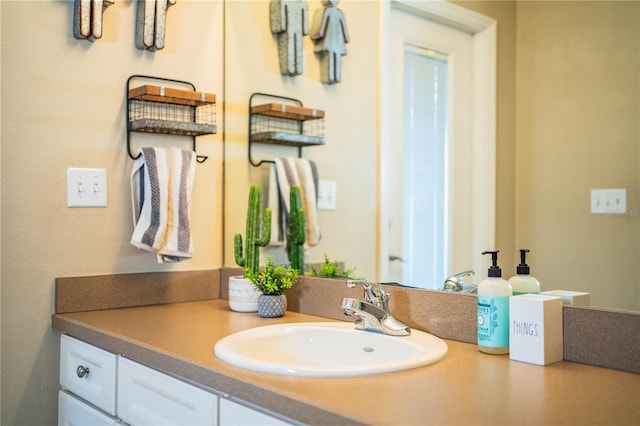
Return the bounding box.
[341,280,411,336]
[442,270,477,293]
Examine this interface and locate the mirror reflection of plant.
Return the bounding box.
[310,253,364,280]
[247,256,298,296]
[286,186,306,273]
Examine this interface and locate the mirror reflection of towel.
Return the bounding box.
[269,157,321,247]
[130,147,196,263]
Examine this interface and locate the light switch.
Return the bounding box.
[67,168,108,207]
[590,188,626,215]
[317,180,337,210]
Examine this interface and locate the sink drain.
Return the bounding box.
[363,346,375,353]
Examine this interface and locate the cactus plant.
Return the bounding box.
[234,184,272,276]
[286,186,306,273]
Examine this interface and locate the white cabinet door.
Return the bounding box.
[60,334,118,415]
[117,357,218,425]
[60,334,298,426]
[58,390,121,426]
[219,398,297,426]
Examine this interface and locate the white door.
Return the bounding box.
[380,3,496,288]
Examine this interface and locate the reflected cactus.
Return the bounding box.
[286,186,306,273]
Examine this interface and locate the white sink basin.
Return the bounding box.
[214,322,447,377]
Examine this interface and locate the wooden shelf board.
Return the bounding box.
[129,85,216,106]
[251,103,325,121]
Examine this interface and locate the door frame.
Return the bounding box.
[378,0,497,282]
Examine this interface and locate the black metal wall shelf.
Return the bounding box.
[248,92,325,167]
[126,75,216,163]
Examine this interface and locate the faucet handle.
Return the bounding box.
[443,270,475,291]
[346,280,388,310]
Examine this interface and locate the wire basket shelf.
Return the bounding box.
[125,75,216,163]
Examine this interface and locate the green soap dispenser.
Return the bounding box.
[508,249,541,295]
[477,251,512,355]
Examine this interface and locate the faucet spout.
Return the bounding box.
[342,281,411,336]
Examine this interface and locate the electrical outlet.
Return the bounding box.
[590,188,626,215]
[67,168,108,207]
[317,180,337,210]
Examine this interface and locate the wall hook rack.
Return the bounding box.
[248,92,325,167]
[126,75,217,163]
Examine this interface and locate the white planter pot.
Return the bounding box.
[228,276,261,312]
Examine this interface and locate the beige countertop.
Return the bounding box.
[52,299,639,426]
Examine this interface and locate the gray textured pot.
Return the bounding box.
[257,294,287,318]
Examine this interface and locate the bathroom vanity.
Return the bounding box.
[52,293,639,425]
[58,332,289,425]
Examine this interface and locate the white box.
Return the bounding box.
[509,294,564,366]
[541,290,590,306]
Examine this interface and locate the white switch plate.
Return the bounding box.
[590,188,626,215]
[67,168,108,207]
[317,180,337,210]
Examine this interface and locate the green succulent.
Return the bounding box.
[246,256,298,296]
[310,254,364,280]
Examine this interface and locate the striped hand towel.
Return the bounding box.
[269,157,322,247]
[130,147,196,263]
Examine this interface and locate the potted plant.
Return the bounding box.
[230,184,271,312]
[310,253,364,280]
[246,256,298,318]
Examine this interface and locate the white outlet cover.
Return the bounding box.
[67,168,108,207]
[317,180,337,210]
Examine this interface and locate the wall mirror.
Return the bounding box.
[223,0,639,313]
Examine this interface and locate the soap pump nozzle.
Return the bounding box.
[482,250,502,278]
[517,249,531,275]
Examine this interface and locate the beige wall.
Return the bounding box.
[1,1,223,424]
[514,1,639,311]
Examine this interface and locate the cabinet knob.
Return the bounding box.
[76,365,90,379]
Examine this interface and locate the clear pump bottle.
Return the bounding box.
[477,251,512,354]
[508,249,541,295]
